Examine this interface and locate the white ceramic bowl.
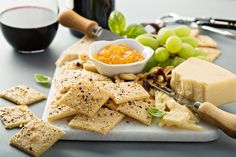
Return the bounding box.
[89,39,154,77]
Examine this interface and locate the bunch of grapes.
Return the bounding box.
[136,25,208,71]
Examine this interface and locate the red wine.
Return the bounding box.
[0,6,58,52]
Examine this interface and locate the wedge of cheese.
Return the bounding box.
[171,57,236,106]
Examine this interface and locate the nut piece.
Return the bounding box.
[79,53,89,61]
[134,73,145,82]
[114,75,124,83]
[119,74,136,81]
[149,66,162,74]
[83,61,98,73]
[157,75,164,83]
[56,53,79,67]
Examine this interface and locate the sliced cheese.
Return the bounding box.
[171,57,236,106]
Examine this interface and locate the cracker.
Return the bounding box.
[0,85,46,105]
[0,106,35,129]
[55,91,66,101]
[196,35,217,48]
[57,80,110,117]
[9,118,65,157]
[48,102,78,122]
[103,82,150,104]
[198,47,221,62]
[54,69,111,93]
[104,99,118,110]
[69,108,124,135]
[93,81,113,87]
[117,99,154,125]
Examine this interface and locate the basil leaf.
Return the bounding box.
[108,10,126,35]
[34,73,51,84]
[147,107,166,119]
[125,23,147,39]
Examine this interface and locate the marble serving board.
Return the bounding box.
[42,36,219,142]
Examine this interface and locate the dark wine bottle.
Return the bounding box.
[70,0,115,37]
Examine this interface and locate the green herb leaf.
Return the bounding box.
[147,107,166,119]
[125,23,147,38]
[108,10,126,35]
[34,73,51,84]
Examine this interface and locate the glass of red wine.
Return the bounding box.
[0,0,59,53]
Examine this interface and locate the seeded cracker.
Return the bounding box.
[54,69,111,93]
[57,80,110,117]
[103,82,150,104]
[0,106,35,129]
[196,35,218,48]
[48,102,78,122]
[69,108,125,135]
[104,99,118,110]
[0,85,46,105]
[55,91,66,101]
[9,118,65,157]
[117,99,155,125]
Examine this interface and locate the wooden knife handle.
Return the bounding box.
[197,102,236,138]
[58,9,98,37]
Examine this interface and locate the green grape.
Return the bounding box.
[166,36,182,53]
[136,34,159,50]
[157,28,175,45]
[181,36,199,48]
[154,47,169,62]
[157,58,172,67]
[195,56,209,61]
[142,55,159,72]
[174,25,191,37]
[177,43,195,59]
[171,57,185,67]
[194,48,207,56]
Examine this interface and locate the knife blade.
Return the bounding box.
[95,28,124,41]
[149,82,236,138]
[58,9,123,41]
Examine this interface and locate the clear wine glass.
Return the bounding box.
[0,0,59,53]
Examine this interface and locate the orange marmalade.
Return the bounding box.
[93,44,144,64]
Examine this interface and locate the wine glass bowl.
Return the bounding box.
[0,0,59,53]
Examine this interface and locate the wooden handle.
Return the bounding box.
[58,9,98,37]
[197,102,236,138]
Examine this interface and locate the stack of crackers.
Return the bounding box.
[51,68,154,134]
[0,85,65,156]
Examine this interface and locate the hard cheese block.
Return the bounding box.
[171,57,236,106]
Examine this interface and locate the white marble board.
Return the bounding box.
[42,37,219,142]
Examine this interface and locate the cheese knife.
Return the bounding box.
[58,9,123,40]
[150,83,236,139]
